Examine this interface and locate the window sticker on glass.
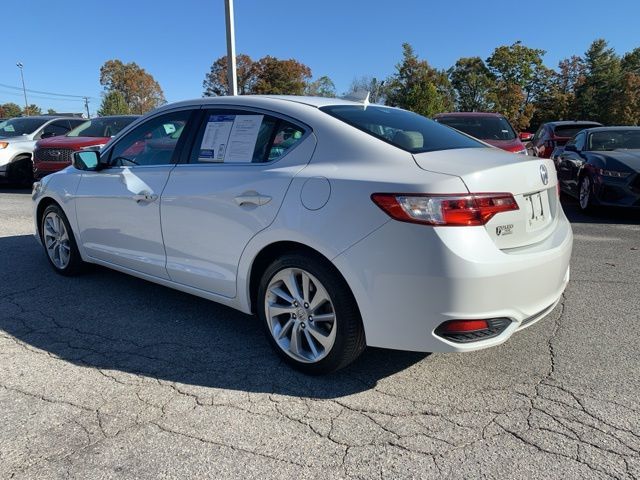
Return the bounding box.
[200,115,235,162]
[198,114,264,163]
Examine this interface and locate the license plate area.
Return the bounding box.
[524,191,548,231]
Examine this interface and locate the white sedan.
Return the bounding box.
[32,96,572,374]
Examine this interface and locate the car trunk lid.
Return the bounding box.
[413,147,559,249]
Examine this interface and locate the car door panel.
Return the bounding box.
[161,132,316,298]
[74,109,194,278]
[75,166,174,278]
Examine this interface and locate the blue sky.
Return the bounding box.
[2,0,639,115]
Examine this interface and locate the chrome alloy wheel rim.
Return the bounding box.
[43,212,71,269]
[265,268,336,363]
[579,177,591,210]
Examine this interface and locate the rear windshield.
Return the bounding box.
[320,105,485,153]
[436,115,516,141]
[68,116,137,138]
[554,125,598,138]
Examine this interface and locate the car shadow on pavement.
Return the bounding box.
[0,234,427,398]
[561,194,640,225]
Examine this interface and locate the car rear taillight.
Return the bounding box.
[371,193,519,226]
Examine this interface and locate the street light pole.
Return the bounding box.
[224,0,238,96]
[16,62,29,116]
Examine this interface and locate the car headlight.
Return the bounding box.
[0,142,8,149]
[598,168,631,178]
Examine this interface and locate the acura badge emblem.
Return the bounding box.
[540,165,549,185]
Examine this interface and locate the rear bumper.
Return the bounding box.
[332,209,573,353]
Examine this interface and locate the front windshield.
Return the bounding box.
[436,115,517,141]
[588,130,640,151]
[67,116,137,138]
[0,117,48,137]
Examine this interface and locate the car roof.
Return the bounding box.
[546,120,602,127]
[153,95,372,113]
[582,126,640,133]
[433,112,505,118]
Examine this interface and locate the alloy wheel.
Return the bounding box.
[579,177,591,210]
[265,268,337,363]
[43,211,71,269]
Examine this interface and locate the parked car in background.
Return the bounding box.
[0,116,85,185]
[527,120,602,158]
[434,112,530,154]
[33,96,572,374]
[556,127,640,212]
[33,115,139,179]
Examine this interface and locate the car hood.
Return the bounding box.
[588,150,640,172]
[482,138,525,152]
[37,135,110,149]
[0,135,34,143]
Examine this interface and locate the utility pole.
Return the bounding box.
[16,62,29,116]
[224,0,238,96]
[83,97,90,118]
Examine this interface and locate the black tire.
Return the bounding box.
[578,175,595,214]
[257,252,366,375]
[40,204,87,276]
[8,156,34,188]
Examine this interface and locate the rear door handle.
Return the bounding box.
[234,192,272,206]
[132,191,158,203]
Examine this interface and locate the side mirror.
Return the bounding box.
[519,132,533,142]
[41,131,57,139]
[564,144,578,153]
[73,150,102,171]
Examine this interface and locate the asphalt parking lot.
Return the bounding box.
[1,187,639,479]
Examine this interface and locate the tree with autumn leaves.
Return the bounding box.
[203,53,335,98]
[98,60,166,115]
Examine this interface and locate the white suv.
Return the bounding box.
[0,116,85,185]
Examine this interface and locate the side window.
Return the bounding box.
[533,126,544,142]
[108,110,190,167]
[574,132,586,151]
[69,119,85,129]
[41,120,71,138]
[189,110,305,164]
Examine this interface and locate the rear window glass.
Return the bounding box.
[436,115,516,141]
[554,125,598,138]
[320,105,485,153]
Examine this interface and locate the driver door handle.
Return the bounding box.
[132,191,158,203]
[234,192,272,206]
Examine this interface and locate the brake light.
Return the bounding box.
[440,320,488,333]
[371,193,519,226]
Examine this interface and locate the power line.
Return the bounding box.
[0,89,90,103]
[0,82,96,99]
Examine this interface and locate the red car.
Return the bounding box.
[33,115,139,179]
[434,112,531,154]
[526,120,603,158]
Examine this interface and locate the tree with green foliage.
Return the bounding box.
[305,76,336,97]
[574,39,622,124]
[616,47,640,125]
[385,43,453,117]
[97,91,131,116]
[486,41,552,130]
[99,59,165,114]
[47,108,57,115]
[0,103,22,118]
[448,57,496,111]
[24,104,42,116]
